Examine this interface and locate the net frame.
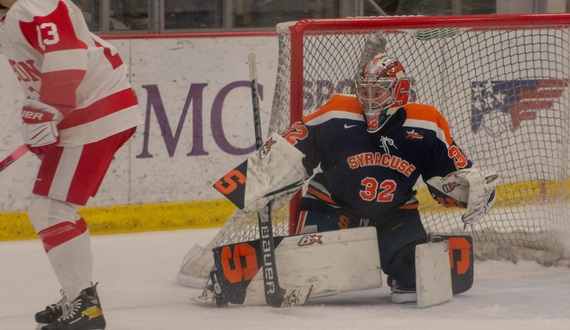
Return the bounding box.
[178,14,570,288]
[272,14,570,238]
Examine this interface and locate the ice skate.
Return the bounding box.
[388,277,417,304]
[41,284,105,330]
[35,290,67,326]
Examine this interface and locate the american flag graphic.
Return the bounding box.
[471,79,568,134]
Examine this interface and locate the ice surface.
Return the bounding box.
[1,228,570,330]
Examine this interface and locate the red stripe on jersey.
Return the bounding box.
[404,103,454,146]
[18,1,87,55]
[58,88,138,129]
[38,218,88,253]
[40,69,86,113]
[33,147,64,197]
[303,94,362,123]
[93,38,124,70]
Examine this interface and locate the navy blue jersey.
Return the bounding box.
[281,94,472,219]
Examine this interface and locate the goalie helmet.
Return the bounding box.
[356,54,410,133]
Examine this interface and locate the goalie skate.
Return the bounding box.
[388,277,417,304]
[191,275,228,307]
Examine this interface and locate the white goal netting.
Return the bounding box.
[179,14,570,288]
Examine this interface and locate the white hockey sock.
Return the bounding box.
[28,196,94,299]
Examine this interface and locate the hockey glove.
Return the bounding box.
[21,99,63,155]
[455,168,499,225]
[426,168,499,225]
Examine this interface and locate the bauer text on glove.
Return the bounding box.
[21,99,63,155]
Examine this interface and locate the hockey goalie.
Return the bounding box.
[206,40,499,308]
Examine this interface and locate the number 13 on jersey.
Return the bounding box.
[37,23,60,51]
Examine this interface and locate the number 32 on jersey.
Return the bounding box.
[360,178,396,202]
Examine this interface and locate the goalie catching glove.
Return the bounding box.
[426,168,499,225]
[21,100,63,155]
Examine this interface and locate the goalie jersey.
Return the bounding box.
[292,94,472,219]
[215,93,472,218]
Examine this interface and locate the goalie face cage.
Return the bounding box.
[178,14,570,288]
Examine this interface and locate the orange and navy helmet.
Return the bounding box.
[355,54,410,133]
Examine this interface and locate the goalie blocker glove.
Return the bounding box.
[21,100,63,155]
[426,168,499,225]
[214,132,308,212]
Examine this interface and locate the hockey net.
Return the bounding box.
[178,14,570,288]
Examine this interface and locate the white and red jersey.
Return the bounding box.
[1,0,142,146]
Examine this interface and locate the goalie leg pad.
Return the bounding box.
[414,235,474,307]
[437,234,474,295]
[296,207,428,288]
[208,227,382,306]
[415,240,453,308]
[390,235,474,306]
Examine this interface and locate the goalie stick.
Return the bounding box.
[349,29,387,96]
[356,31,387,73]
[0,144,28,173]
[248,53,312,307]
[249,53,263,150]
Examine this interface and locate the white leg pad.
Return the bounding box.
[415,241,453,308]
[206,227,382,306]
[244,227,382,305]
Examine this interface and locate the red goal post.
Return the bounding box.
[178,14,570,288]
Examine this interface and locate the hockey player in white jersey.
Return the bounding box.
[0,0,142,328]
